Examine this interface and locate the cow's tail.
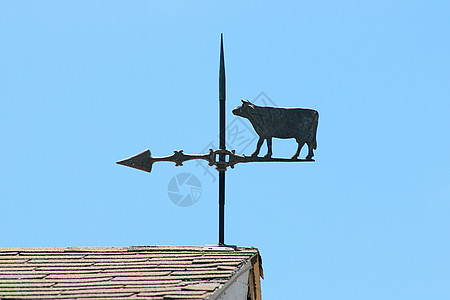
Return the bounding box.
[311,110,319,149]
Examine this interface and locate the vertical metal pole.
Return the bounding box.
[219,33,226,245]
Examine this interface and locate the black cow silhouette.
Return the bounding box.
[232,100,319,160]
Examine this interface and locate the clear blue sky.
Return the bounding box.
[1,1,449,299]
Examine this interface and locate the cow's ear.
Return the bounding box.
[242,99,250,104]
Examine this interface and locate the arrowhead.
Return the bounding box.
[116,149,154,173]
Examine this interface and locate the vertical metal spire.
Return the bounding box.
[219,33,226,149]
[218,33,226,245]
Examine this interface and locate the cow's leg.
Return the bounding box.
[251,137,264,157]
[264,138,273,158]
[292,139,305,159]
[306,142,314,160]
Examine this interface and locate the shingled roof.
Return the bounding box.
[0,246,263,300]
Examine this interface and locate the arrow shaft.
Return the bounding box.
[151,153,212,166]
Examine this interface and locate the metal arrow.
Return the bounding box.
[116,148,313,173]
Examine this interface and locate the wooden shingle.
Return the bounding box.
[0,246,262,299]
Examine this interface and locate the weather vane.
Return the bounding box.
[117,34,319,246]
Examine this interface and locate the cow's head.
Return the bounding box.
[232,99,255,118]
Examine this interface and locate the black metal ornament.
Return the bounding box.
[117,34,318,246]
